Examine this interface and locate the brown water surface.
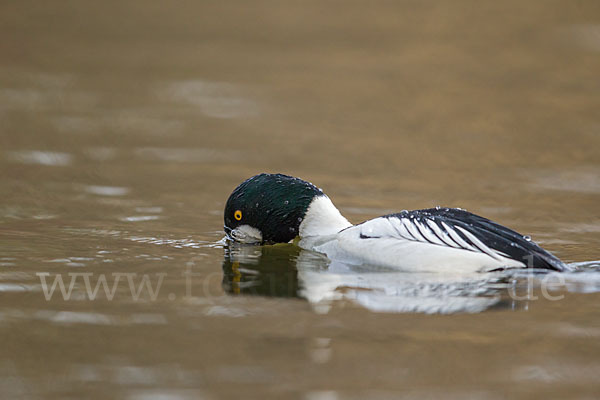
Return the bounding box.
[2,1,600,398]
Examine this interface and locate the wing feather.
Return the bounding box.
[415,220,445,246]
[375,208,568,271]
[425,219,461,248]
[441,221,479,253]
[403,218,427,242]
[388,217,414,241]
[455,226,503,261]
[351,207,569,271]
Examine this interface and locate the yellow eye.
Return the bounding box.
[234,210,242,221]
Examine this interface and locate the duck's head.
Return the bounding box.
[224,173,325,244]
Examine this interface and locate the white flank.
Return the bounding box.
[299,196,352,238]
[304,216,526,273]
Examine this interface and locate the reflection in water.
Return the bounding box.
[222,243,304,298]
[222,242,508,313]
[223,242,600,314]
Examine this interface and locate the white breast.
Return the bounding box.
[299,195,352,237]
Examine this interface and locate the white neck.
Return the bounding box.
[299,195,352,237]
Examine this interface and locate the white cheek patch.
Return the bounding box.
[231,225,263,244]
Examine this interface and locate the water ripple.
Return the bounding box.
[162,80,259,119]
[6,150,73,166]
[84,185,130,196]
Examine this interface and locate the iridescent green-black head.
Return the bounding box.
[224,173,324,244]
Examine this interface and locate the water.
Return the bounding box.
[2,0,600,398]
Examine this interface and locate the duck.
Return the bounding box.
[223,173,571,273]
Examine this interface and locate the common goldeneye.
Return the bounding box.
[224,173,570,273]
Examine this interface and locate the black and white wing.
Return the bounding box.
[318,208,568,273]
